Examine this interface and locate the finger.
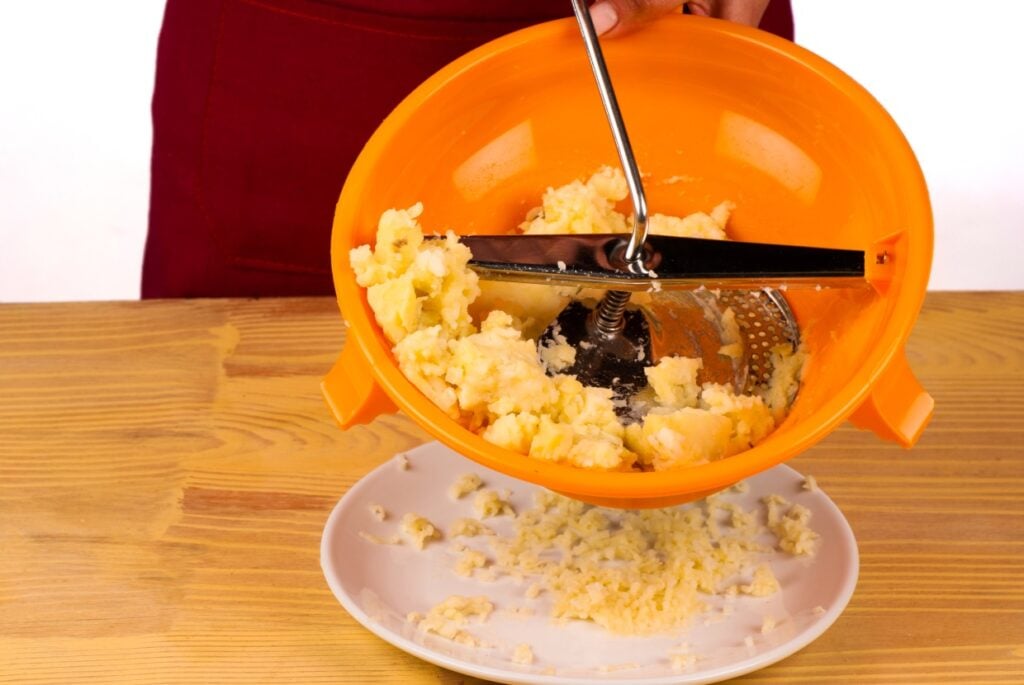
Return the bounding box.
[716,0,770,27]
[684,0,770,27]
[589,0,685,37]
[683,1,711,16]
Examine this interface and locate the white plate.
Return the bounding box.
[321,442,858,685]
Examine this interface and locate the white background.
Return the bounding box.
[1,1,1021,302]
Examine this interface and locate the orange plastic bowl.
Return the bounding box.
[323,15,933,508]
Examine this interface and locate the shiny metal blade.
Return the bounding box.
[434,234,867,291]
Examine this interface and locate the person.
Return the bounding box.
[141,0,792,299]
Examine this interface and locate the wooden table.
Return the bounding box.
[1,292,1022,683]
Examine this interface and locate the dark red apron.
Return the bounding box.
[142,0,793,298]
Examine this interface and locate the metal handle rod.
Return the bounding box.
[570,0,648,266]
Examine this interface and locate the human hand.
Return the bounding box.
[590,0,771,36]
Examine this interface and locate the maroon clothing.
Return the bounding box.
[142,0,793,298]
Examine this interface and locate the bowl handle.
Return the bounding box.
[321,339,397,428]
[849,348,933,447]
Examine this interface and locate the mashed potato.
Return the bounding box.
[350,167,800,471]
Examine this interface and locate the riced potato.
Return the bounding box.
[473,489,515,519]
[386,471,821,645]
[485,490,790,635]
[512,643,535,665]
[764,494,820,555]
[407,482,815,637]
[454,549,488,577]
[448,473,483,500]
[740,563,780,596]
[351,167,802,471]
[449,517,495,538]
[358,531,401,546]
[669,642,697,672]
[400,512,441,550]
[410,595,493,646]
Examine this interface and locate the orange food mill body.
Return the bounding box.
[322,16,934,508]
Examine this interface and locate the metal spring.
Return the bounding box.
[593,290,632,337]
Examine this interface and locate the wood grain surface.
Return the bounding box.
[1,292,1022,683]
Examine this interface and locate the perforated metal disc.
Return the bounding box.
[641,288,799,396]
[714,289,800,394]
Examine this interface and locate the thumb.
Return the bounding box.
[589,0,684,37]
